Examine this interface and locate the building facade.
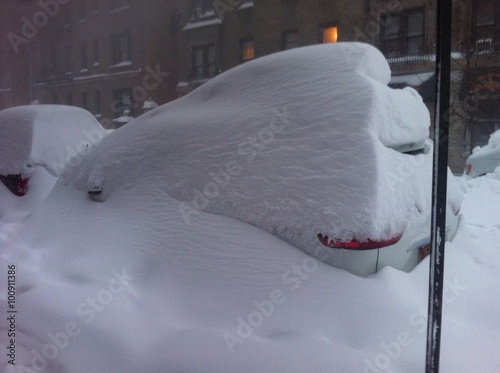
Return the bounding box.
[2,0,500,172]
[177,0,500,172]
[0,0,189,128]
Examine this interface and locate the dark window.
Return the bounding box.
[82,92,90,111]
[473,0,497,52]
[66,93,73,105]
[111,32,131,65]
[113,88,134,117]
[381,8,425,58]
[94,90,101,115]
[93,39,99,65]
[80,0,87,19]
[51,94,58,104]
[64,45,71,72]
[192,44,216,79]
[282,30,299,50]
[80,42,88,70]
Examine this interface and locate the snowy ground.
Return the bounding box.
[0,167,499,372]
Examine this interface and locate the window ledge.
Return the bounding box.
[110,61,133,68]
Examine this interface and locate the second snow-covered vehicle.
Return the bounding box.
[0,105,108,228]
[464,129,500,178]
[65,42,462,276]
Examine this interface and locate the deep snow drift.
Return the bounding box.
[0,148,499,373]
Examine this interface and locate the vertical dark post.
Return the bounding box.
[426,0,452,372]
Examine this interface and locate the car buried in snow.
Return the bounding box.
[0,105,108,225]
[65,42,462,276]
[464,129,500,178]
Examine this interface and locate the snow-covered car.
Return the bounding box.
[63,42,462,276]
[0,105,108,227]
[464,129,500,178]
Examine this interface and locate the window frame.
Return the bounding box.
[111,31,132,65]
[381,7,425,58]
[319,22,338,44]
[191,43,217,79]
[240,37,255,62]
[282,29,299,50]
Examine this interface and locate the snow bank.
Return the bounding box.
[0,139,497,373]
[63,42,431,258]
[0,105,107,177]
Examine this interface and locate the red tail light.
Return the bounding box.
[0,174,30,197]
[317,232,403,250]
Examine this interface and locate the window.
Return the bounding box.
[111,32,131,65]
[66,93,73,105]
[282,30,299,50]
[192,44,216,79]
[241,39,255,61]
[82,92,90,111]
[381,8,425,57]
[79,0,87,20]
[80,42,88,70]
[90,0,98,12]
[64,45,71,73]
[321,25,338,43]
[113,88,133,117]
[474,0,497,52]
[51,94,58,104]
[94,90,101,115]
[93,39,99,65]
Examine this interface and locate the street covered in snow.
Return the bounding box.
[0,39,500,372]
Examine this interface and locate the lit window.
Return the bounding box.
[322,26,338,44]
[241,39,255,61]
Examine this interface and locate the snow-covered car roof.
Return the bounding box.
[0,105,106,177]
[64,42,435,254]
[465,129,500,177]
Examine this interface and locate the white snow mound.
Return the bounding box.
[63,42,431,254]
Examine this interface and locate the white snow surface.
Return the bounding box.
[64,43,431,255]
[0,154,499,373]
[472,128,500,155]
[0,105,106,177]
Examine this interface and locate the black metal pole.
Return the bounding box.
[426,0,452,372]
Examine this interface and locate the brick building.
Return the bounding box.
[0,0,189,128]
[0,0,40,109]
[2,0,500,171]
[176,0,500,172]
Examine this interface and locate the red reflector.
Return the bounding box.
[317,233,403,250]
[0,174,30,197]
